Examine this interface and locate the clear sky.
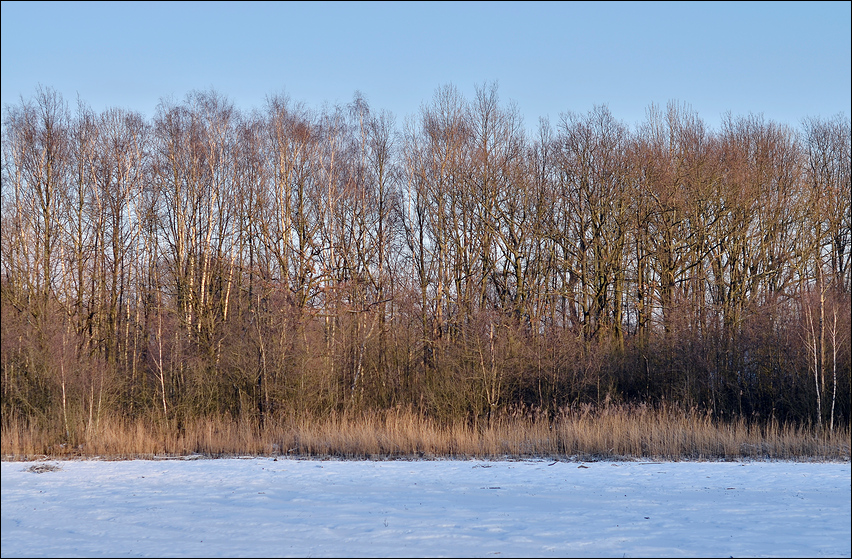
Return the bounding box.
[1,0,850,133]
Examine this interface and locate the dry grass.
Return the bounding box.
[26,463,62,473]
[2,405,849,462]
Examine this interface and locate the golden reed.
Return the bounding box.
[2,404,849,461]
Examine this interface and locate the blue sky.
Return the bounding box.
[1,0,849,133]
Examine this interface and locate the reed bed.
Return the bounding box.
[2,405,849,462]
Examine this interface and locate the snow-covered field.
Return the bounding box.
[1,457,849,558]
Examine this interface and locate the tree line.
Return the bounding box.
[1,84,849,435]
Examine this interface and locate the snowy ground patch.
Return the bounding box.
[2,458,850,557]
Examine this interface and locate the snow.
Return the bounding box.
[2,458,850,558]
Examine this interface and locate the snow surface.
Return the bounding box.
[1,457,850,558]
